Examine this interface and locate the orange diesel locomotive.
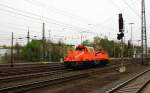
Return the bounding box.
[64,45,109,67]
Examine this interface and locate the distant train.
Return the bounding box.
[64,45,109,68]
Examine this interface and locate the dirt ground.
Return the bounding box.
[26,63,149,93]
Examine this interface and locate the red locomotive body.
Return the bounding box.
[64,45,109,67]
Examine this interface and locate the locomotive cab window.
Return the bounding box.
[76,47,85,51]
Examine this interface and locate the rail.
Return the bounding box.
[106,68,150,93]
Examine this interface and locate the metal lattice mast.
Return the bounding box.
[141,0,147,56]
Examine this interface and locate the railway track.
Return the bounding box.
[0,71,88,93]
[106,68,150,93]
[0,58,140,93]
[0,69,72,82]
[0,71,94,93]
[0,58,129,77]
[3,59,120,81]
[0,60,132,93]
[0,60,127,84]
[0,63,64,77]
[0,62,62,67]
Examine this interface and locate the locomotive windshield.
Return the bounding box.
[75,45,87,51]
[68,45,94,52]
[76,47,85,51]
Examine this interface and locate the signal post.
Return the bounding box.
[117,13,126,73]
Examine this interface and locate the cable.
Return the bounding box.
[0,22,42,33]
[107,0,123,11]
[0,8,43,23]
[0,20,41,29]
[90,0,140,32]
[31,0,127,33]
[0,2,124,37]
[0,26,42,37]
[93,15,117,32]
[0,22,81,41]
[1,10,78,35]
[0,3,89,32]
[107,0,140,18]
[0,29,29,38]
[24,0,93,24]
[121,0,141,18]
[0,8,84,36]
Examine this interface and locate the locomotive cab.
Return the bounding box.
[75,45,88,51]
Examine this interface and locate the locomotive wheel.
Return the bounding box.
[100,60,109,65]
[64,62,71,68]
[64,62,79,68]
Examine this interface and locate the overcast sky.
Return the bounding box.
[0,0,150,46]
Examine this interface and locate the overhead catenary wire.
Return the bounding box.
[107,0,123,12]
[0,3,89,32]
[24,0,94,25]
[0,3,121,39]
[0,20,42,29]
[0,11,85,37]
[107,0,141,18]
[0,21,82,42]
[106,0,145,41]
[25,0,126,35]
[0,10,96,43]
[0,8,89,41]
[0,25,75,43]
[0,0,148,45]
[88,0,142,33]
[121,0,141,18]
[0,25,42,36]
[0,7,43,24]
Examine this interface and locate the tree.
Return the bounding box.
[20,39,68,62]
[82,40,91,46]
[21,40,43,62]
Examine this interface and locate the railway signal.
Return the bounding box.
[117,13,124,40]
[119,14,124,32]
[117,32,124,40]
